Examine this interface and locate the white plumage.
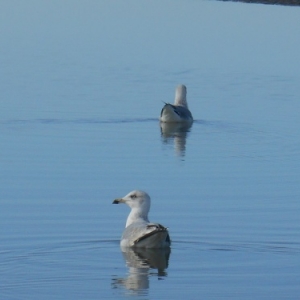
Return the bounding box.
[160,84,193,123]
[113,190,171,248]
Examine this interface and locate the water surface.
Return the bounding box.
[1,1,300,299]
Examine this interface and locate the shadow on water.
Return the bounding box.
[112,246,171,296]
[175,240,300,255]
[220,0,300,6]
[0,117,247,130]
[0,118,159,126]
[160,122,193,158]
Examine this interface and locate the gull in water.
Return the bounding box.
[113,190,171,248]
[160,84,193,123]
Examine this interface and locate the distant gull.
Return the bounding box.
[113,190,171,248]
[160,84,193,123]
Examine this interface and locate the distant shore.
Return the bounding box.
[222,0,300,6]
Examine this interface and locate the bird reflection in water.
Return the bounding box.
[112,246,171,296]
[160,122,193,157]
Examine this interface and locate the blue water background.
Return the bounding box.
[1,1,300,299]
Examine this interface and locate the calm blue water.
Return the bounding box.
[1,1,300,299]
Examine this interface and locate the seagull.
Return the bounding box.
[160,84,193,123]
[113,190,171,248]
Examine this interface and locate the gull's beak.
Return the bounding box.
[112,198,124,204]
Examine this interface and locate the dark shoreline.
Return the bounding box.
[221,0,300,6]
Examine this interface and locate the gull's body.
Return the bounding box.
[113,190,171,248]
[160,84,193,123]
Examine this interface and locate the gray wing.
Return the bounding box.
[161,103,193,121]
[121,222,171,248]
[121,222,149,243]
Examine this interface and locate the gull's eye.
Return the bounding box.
[130,194,137,199]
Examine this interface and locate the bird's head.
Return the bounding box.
[113,190,151,212]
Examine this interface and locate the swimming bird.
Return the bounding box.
[113,190,171,248]
[160,84,193,123]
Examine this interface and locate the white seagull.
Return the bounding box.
[160,84,193,123]
[113,190,171,248]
